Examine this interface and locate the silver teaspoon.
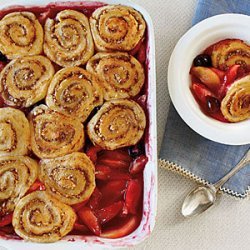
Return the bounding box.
[182,148,250,218]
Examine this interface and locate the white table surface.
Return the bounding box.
[130,0,250,249]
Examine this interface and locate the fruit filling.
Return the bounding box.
[190,39,250,123]
[74,145,147,238]
[0,2,149,242]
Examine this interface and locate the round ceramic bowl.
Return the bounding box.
[168,14,250,145]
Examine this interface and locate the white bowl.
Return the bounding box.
[168,14,250,145]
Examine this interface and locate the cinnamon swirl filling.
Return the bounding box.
[0,56,55,108]
[86,52,145,100]
[39,152,95,205]
[211,39,250,70]
[0,108,30,156]
[44,10,94,67]
[0,12,43,59]
[0,156,38,216]
[90,5,146,51]
[13,191,76,242]
[87,99,146,150]
[29,105,84,159]
[46,67,103,122]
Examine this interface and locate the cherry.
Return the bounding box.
[129,155,148,175]
[193,54,212,67]
[128,144,144,158]
[206,96,220,113]
[0,52,7,62]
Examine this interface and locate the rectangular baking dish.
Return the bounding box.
[0,0,157,249]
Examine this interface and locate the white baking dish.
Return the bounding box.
[0,0,157,249]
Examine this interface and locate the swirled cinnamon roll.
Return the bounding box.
[211,39,250,70]
[29,105,84,159]
[0,108,30,156]
[39,152,95,205]
[44,10,94,67]
[86,52,145,100]
[46,67,103,122]
[221,75,250,122]
[13,191,76,243]
[0,56,55,108]
[0,156,38,216]
[87,99,146,150]
[90,5,146,51]
[0,12,43,59]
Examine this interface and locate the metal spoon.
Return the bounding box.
[182,148,250,218]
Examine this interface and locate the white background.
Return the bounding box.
[131,0,250,249]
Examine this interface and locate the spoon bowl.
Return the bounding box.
[181,185,217,218]
[181,148,250,218]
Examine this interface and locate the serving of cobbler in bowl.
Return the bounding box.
[168,14,250,145]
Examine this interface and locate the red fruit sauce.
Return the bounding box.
[0,1,149,240]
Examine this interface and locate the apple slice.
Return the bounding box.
[218,65,241,99]
[100,215,139,239]
[125,178,143,215]
[190,66,221,91]
[95,165,131,181]
[97,158,130,169]
[73,221,90,234]
[72,200,88,212]
[96,201,124,224]
[129,155,148,175]
[86,145,103,163]
[88,188,102,210]
[95,165,111,180]
[210,68,225,81]
[78,207,101,236]
[191,82,216,104]
[98,150,132,164]
[99,180,127,207]
[97,149,132,169]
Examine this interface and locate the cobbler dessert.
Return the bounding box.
[0,2,149,243]
[190,39,250,122]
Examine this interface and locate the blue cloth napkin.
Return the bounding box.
[160,0,250,197]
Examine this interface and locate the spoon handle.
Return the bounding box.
[214,148,250,190]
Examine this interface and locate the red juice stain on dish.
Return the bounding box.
[0,1,150,241]
[141,174,155,234]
